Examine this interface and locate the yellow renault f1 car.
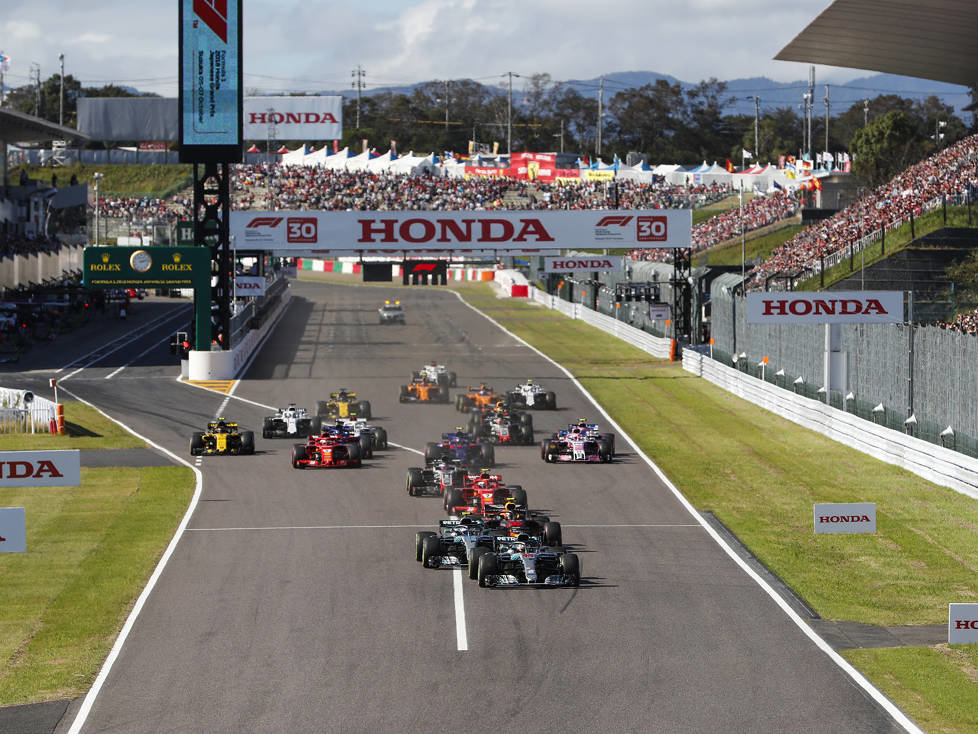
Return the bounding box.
[190,419,256,456]
[316,389,372,420]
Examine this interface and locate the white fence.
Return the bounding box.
[526,286,978,499]
[529,286,673,359]
[0,387,58,434]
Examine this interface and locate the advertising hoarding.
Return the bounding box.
[747,292,905,324]
[243,97,342,141]
[179,0,243,162]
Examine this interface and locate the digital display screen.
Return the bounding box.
[179,0,242,162]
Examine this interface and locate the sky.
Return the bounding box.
[0,0,941,100]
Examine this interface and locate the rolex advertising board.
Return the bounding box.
[83,247,211,289]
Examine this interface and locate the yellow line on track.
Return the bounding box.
[182,379,238,394]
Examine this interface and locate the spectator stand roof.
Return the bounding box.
[0,107,89,186]
[776,0,978,87]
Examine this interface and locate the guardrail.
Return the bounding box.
[524,285,978,498]
[529,286,673,359]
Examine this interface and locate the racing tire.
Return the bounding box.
[309,416,322,435]
[449,372,457,387]
[190,432,204,456]
[291,444,307,468]
[411,371,422,381]
[543,521,563,547]
[421,535,441,568]
[545,392,557,410]
[415,531,435,562]
[424,442,442,464]
[509,486,528,508]
[445,488,464,515]
[240,431,256,455]
[437,373,450,390]
[315,400,328,417]
[359,435,373,459]
[262,418,274,439]
[477,552,498,587]
[347,442,362,461]
[600,433,616,456]
[480,443,495,467]
[560,553,581,586]
[406,467,424,496]
[399,385,409,403]
[358,401,371,420]
[375,427,388,450]
[468,546,488,580]
[450,469,467,488]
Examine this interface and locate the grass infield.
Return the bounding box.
[0,405,193,705]
[453,283,978,732]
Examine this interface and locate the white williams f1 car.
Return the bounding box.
[262,404,322,438]
[506,380,556,409]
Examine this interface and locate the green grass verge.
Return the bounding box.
[797,205,978,291]
[0,402,146,450]
[0,465,194,704]
[842,646,978,733]
[11,163,192,199]
[451,283,978,731]
[0,402,194,705]
[694,224,804,268]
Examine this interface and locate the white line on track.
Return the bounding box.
[189,524,436,531]
[104,333,175,379]
[450,290,923,733]
[453,569,468,651]
[59,385,203,734]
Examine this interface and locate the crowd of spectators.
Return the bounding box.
[747,134,978,289]
[90,196,190,223]
[937,308,978,334]
[630,189,800,262]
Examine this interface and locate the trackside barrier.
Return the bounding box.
[492,269,530,298]
[525,286,978,498]
[187,285,292,380]
[682,350,978,500]
[0,388,59,433]
[529,286,674,360]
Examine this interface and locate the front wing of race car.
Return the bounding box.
[291,443,361,468]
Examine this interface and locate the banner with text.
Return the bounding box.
[0,450,80,488]
[243,96,342,140]
[230,210,692,252]
[542,256,623,273]
[948,603,978,644]
[813,502,877,534]
[747,291,904,324]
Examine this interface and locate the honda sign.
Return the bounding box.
[949,604,978,644]
[747,292,904,324]
[813,502,876,534]
[0,450,81,487]
[542,256,623,273]
[234,276,266,298]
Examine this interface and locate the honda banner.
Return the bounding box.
[0,450,81,488]
[813,503,876,534]
[230,210,692,252]
[948,603,978,644]
[243,96,342,141]
[542,256,623,273]
[747,291,904,324]
[234,276,266,298]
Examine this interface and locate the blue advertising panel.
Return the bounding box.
[179,0,243,162]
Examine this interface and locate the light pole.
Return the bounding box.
[505,71,520,155]
[59,53,64,126]
[746,95,759,161]
[93,172,103,245]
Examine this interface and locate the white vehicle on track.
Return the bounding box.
[506,379,557,409]
[262,404,322,438]
[412,362,457,388]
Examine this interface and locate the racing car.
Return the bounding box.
[378,300,405,324]
[442,476,528,517]
[291,433,362,468]
[505,379,557,410]
[424,429,495,467]
[317,389,371,420]
[474,535,580,587]
[415,517,500,570]
[190,419,255,456]
[405,459,469,497]
[540,419,615,463]
[467,403,534,445]
[333,416,388,453]
[261,404,322,438]
[455,384,505,412]
[412,362,457,388]
[399,376,450,403]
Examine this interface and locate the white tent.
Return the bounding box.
[364,149,397,173]
[280,145,308,167]
[389,152,437,176]
[302,146,329,167]
[615,162,656,183]
[345,149,376,172]
[322,147,352,170]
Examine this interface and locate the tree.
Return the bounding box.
[849,110,924,187]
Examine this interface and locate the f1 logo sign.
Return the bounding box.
[410,263,437,272]
[595,215,633,227]
[637,216,668,242]
[287,217,317,243]
[246,217,283,229]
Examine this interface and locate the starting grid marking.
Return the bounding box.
[182,379,238,394]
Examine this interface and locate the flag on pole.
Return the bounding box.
[742,149,753,159]
[725,159,734,173]
[812,177,823,191]
[773,180,784,191]
[0,52,10,72]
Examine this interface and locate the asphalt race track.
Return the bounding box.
[7,281,908,733]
